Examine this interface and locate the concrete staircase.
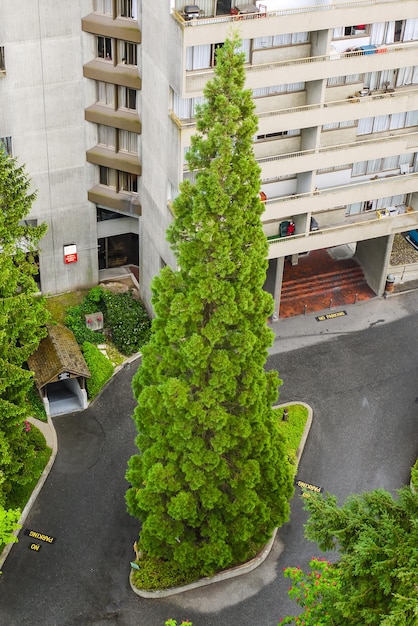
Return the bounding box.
[279,261,375,318]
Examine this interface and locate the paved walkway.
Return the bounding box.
[0,292,417,625]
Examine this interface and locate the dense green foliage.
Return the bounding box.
[282,487,418,625]
[126,35,293,582]
[64,286,106,345]
[82,342,114,400]
[0,506,20,547]
[65,286,150,355]
[411,459,418,490]
[276,405,308,466]
[101,289,150,355]
[0,150,50,506]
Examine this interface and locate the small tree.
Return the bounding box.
[0,150,49,505]
[282,487,418,625]
[126,34,293,579]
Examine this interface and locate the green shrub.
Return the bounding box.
[65,286,150,355]
[5,426,51,510]
[411,459,418,490]
[27,383,47,422]
[64,286,106,345]
[102,290,151,355]
[82,342,114,400]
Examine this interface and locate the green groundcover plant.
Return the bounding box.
[82,342,114,400]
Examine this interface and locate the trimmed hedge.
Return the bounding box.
[82,342,114,400]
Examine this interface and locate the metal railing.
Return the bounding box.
[185,41,418,92]
[173,0,401,28]
[264,171,418,206]
[256,130,418,166]
[170,86,418,130]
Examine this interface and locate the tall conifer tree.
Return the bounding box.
[0,150,49,503]
[126,35,293,577]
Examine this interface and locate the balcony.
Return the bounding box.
[256,131,418,179]
[266,207,418,259]
[82,13,141,43]
[88,185,141,215]
[173,0,418,45]
[262,172,418,222]
[184,42,418,95]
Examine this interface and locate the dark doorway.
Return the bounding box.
[98,233,139,270]
[216,0,232,15]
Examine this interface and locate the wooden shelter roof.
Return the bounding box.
[28,324,91,389]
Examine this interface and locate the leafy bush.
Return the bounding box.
[131,554,202,591]
[5,426,51,510]
[27,383,47,422]
[102,290,151,355]
[82,342,114,400]
[411,459,418,490]
[65,286,150,355]
[64,286,106,345]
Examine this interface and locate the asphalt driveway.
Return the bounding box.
[0,304,417,626]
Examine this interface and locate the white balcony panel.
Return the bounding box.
[258,133,418,178]
[262,173,418,222]
[185,45,418,96]
[177,1,418,48]
[256,87,418,134]
[267,210,418,259]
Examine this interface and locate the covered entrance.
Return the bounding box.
[28,325,91,417]
[270,245,376,318]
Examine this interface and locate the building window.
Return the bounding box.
[98,125,116,147]
[93,0,113,14]
[119,130,138,153]
[97,36,113,61]
[119,87,137,110]
[333,25,368,38]
[97,82,115,106]
[99,166,117,188]
[120,41,137,66]
[0,46,5,72]
[118,0,137,19]
[0,136,12,155]
[119,171,138,192]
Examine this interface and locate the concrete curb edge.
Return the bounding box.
[0,417,58,571]
[129,401,313,598]
[0,350,142,571]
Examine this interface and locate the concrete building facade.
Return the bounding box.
[1,0,418,316]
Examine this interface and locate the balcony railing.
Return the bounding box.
[256,130,418,167]
[185,41,418,92]
[266,207,418,258]
[172,0,400,28]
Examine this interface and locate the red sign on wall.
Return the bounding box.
[64,244,78,264]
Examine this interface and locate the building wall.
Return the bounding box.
[0,0,98,294]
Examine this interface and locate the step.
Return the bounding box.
[280,270,366,301]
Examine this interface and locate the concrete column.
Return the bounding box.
[273,256,285,316]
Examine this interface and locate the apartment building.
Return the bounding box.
[143,0,418,313]
[1,1,418,317]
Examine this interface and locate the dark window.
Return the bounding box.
[0,46,5,72]
[99,166,109,185]
[98,36,112,60]
[0,136,12,155]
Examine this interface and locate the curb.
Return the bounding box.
[0,417,58,571]
[129,401,313,598]
[0,351,142,571]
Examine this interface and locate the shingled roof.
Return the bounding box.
[28,324,91,389]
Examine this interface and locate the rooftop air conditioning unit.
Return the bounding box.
[400,164,410,175]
